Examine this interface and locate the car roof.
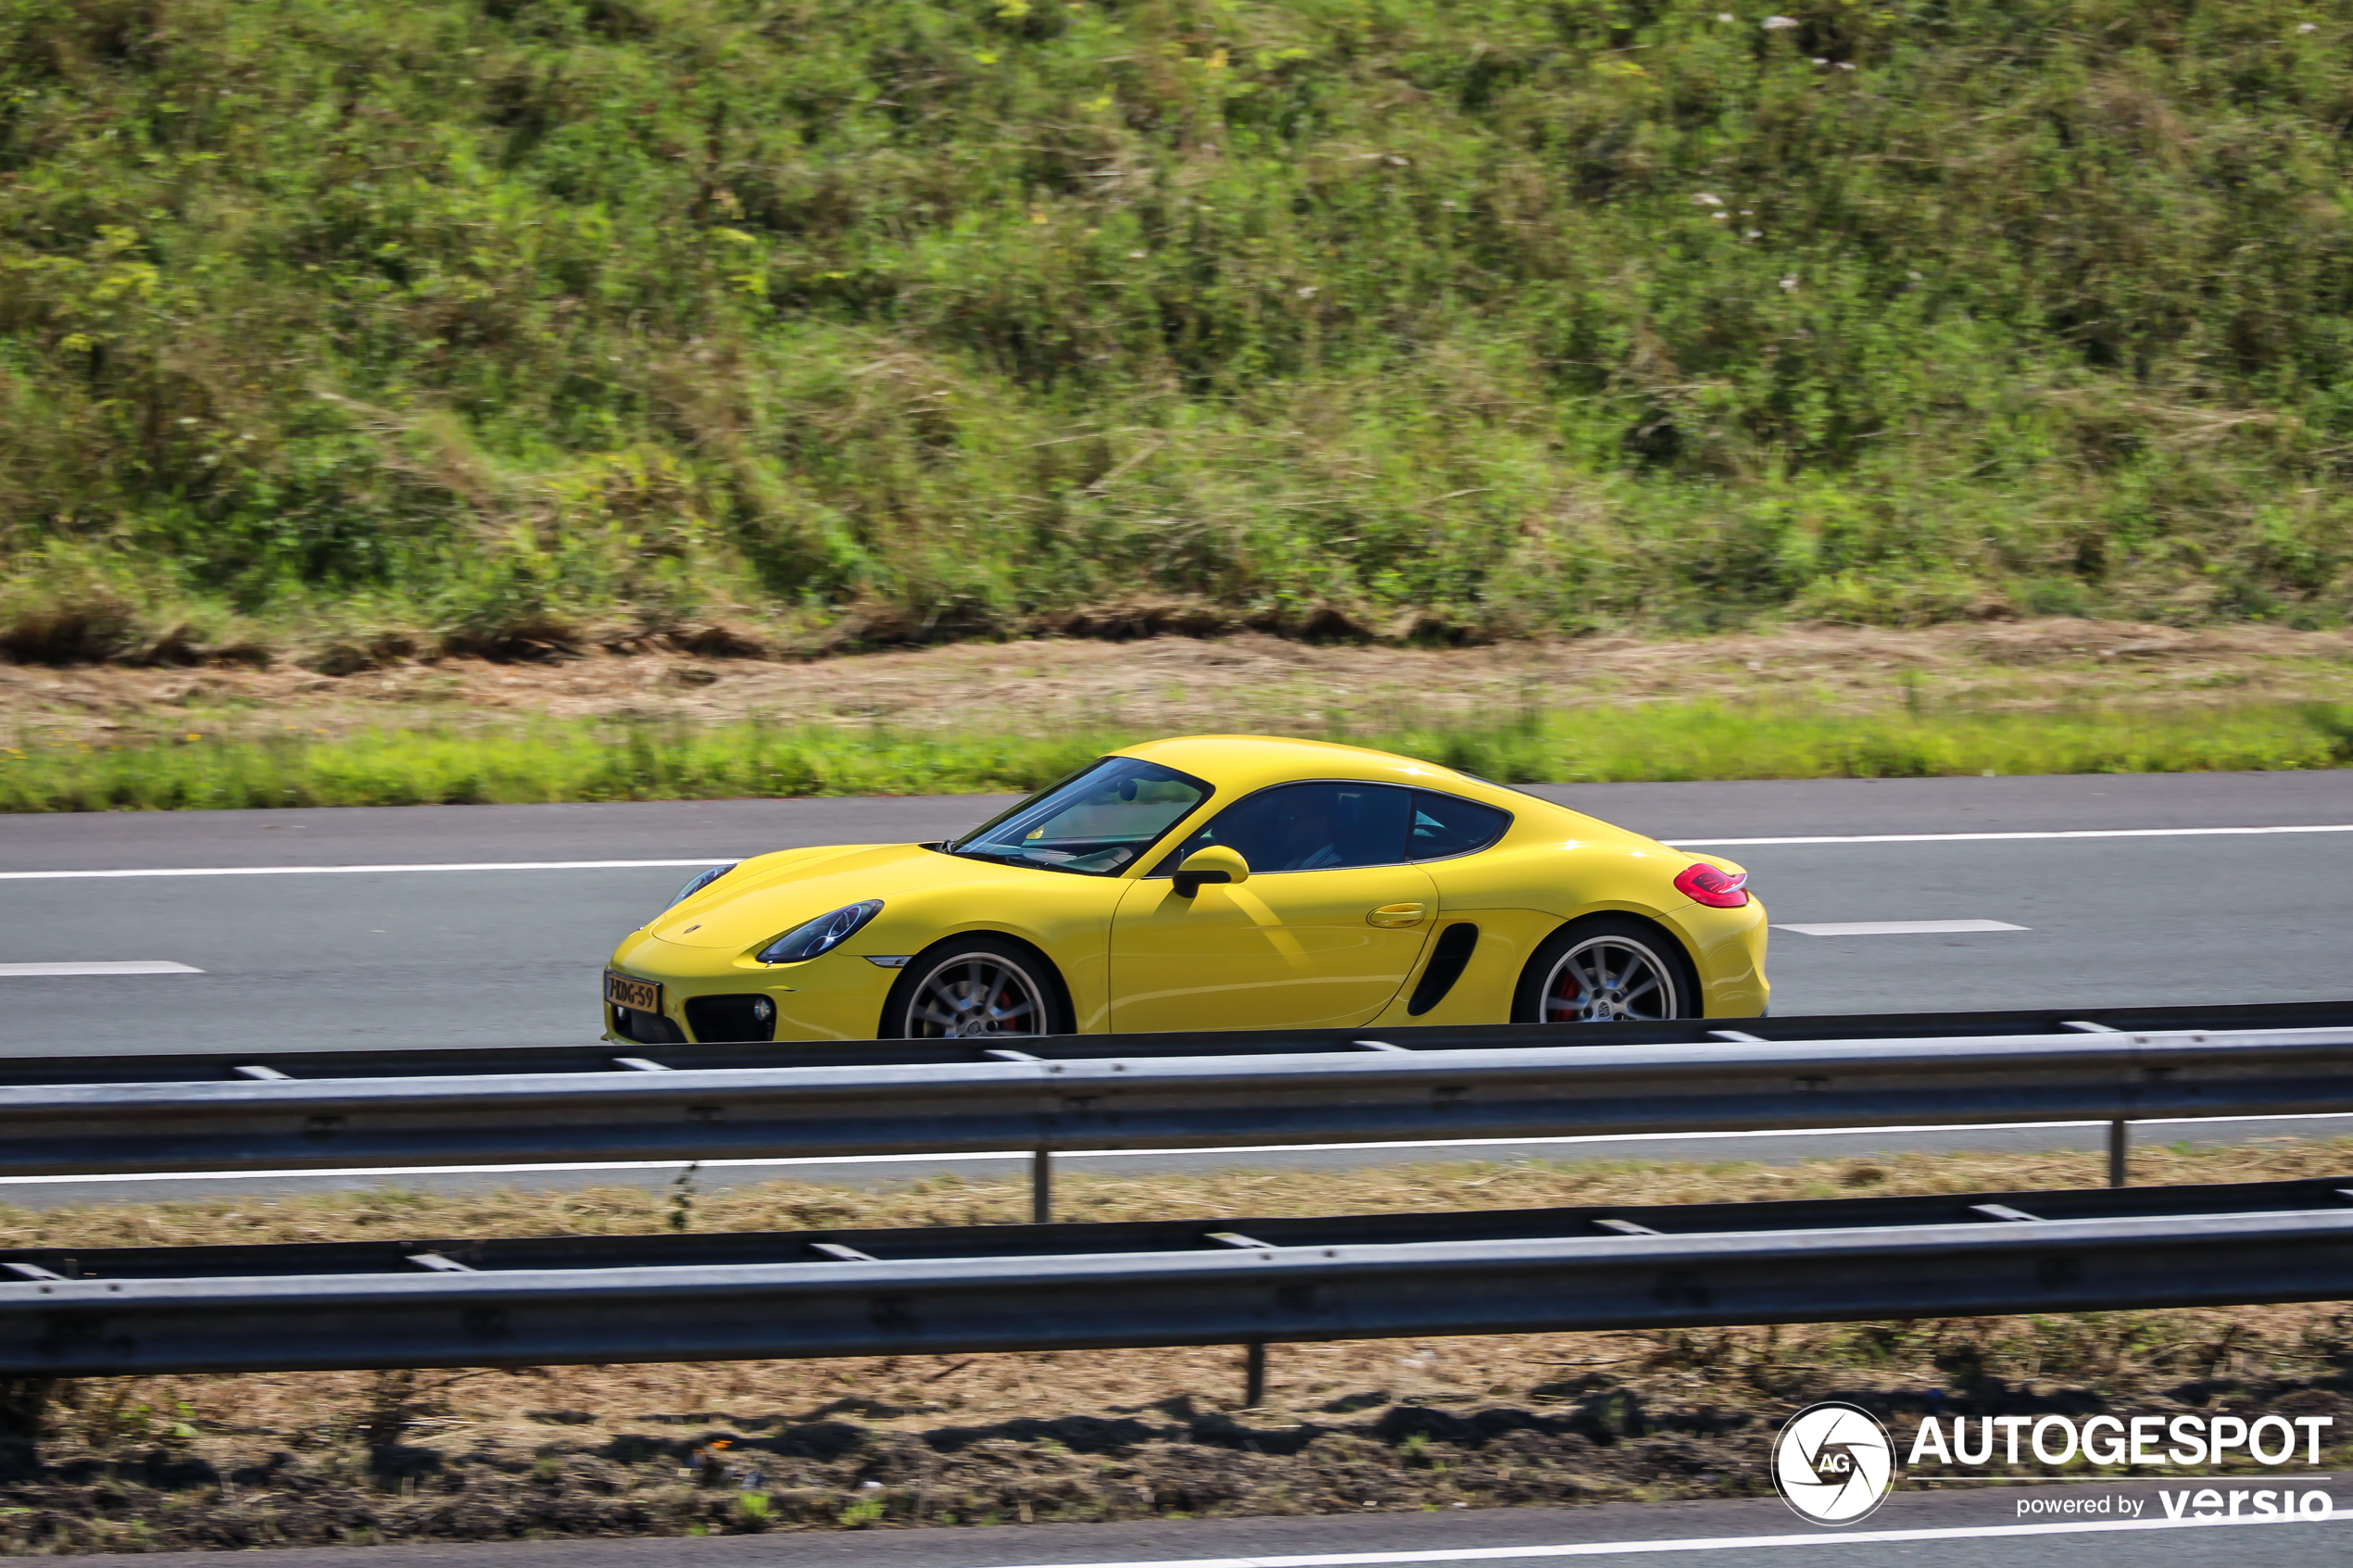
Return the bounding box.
[1113,734,1495,797]
[1106,734,1666,852]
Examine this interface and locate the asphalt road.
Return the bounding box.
[4,775,2353,1212]
[0,768,2348,1205]
[38,1481,2353,1567]
[14,774,2353,1567]
[3,771,2348,1057]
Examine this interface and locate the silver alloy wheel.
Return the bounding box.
[1539,935,1679,1023]
[902,950,1049,1039]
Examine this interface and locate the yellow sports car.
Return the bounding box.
[602,735,1768,1045]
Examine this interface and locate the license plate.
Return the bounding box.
[605,971,661,1013]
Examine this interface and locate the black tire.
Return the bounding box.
[879,935,1069,1040]
[1512,915,1700,1025]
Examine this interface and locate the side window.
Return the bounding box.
[1409,790,1511,860]
[1152,783,1413,874]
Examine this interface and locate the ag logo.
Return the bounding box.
[1771,1401,1895,1525]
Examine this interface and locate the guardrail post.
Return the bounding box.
[2108,1120,2129,1187]
[1243,1341,1266,1408]
[1031,1148,1052,1223]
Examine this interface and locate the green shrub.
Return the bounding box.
[7,0,2353,654]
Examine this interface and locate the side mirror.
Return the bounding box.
[1173,846,1250,897]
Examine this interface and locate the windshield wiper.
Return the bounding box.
[945,845,1101,875]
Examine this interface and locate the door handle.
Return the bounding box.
[1366,903,1427,928]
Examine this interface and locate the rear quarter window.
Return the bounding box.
[1409,790,1512,860]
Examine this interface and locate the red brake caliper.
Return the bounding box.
[1553,966,1583,1019]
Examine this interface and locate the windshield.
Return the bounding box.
[946,758,1213,876]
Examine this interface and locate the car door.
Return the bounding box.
[1109,781,1438,1033]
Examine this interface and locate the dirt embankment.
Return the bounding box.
[4,1145,2351,1553]
[16,1360,2352,1554]
[6,621,2352,752]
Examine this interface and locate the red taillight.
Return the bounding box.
[1674,862,1749,908]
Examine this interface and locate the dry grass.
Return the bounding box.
[18,1136,2353,1249]
[8,621,2353,755]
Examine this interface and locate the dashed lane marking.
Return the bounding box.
[0,859,723,880]
[1667,823,2353,847]
[1772,920,2029,936]
[0,960,203,975]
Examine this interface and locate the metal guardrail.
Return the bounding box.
[11,998,2353,1085]
[6,1178,2352,1377]
[6,1027,2353,1185]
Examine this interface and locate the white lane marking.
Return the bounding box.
[1667,823,2353,847]
[0,859,724,882]
[0,960,203,976]
[862,1509,2347,1566]
[9,1111,2352,1188]
[1773,920,2028,936]
[1,822,2348,878]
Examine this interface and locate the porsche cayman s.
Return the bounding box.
[603,734,1768,1044]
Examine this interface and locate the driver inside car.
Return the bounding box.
[1259,788,1393,872]
[1265,792,1343,871]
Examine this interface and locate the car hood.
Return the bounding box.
[642,842,1030,952]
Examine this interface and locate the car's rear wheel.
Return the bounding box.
[885,936,1062,1040]
[1515,917,1692,1024]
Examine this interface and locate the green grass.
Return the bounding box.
[9,0,2353,661]
[7,702,2350,812]
[0,721,1112,810]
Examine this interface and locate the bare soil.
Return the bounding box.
[3,1143,2349,1553]
[6,621,2353,751]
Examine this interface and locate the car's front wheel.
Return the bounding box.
[1514,917,1693,1024]
[883,935,1063,1040]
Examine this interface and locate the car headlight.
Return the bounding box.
[665,863,738,914]
[758,900,884,964]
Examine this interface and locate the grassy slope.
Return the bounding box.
[7,0,2353,663]
[8,699,2353,809]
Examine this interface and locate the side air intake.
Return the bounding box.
[1406,923,1480,1017]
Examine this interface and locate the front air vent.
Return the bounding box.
[685,995,777,1044]
[611,1005,686,1046]
[1406,923,1480,1017]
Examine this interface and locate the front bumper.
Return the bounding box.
[602,930,900,1045]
